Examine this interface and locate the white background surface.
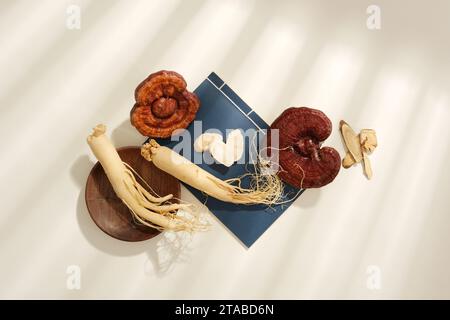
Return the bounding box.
[1,0,449,299]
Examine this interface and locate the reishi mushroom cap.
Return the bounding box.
[130,70,200,138]
[268,107,341,189]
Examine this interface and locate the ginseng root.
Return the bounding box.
[87,124,207,232]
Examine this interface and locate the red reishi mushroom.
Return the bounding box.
[269,107,341,189]
[130,70,200,138]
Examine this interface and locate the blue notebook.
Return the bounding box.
[155,72,303,247]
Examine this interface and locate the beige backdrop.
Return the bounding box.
[1,0,449,299]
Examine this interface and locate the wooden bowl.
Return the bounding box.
[85,146,180,241]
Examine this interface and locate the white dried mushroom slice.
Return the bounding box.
[209,129,244,167]
[194,133,222,153]
[227,129,244,162]
[210,141,234,167]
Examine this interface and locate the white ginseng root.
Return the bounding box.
[87,124,207,232]
[141,139,285,205]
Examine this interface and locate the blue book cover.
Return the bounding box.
[155,72,303,248]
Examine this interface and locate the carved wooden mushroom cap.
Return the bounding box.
[269,107,341,189]
[130,70,200,138]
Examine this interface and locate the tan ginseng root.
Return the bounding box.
[141,139,285,205]
[87,124,207,232]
